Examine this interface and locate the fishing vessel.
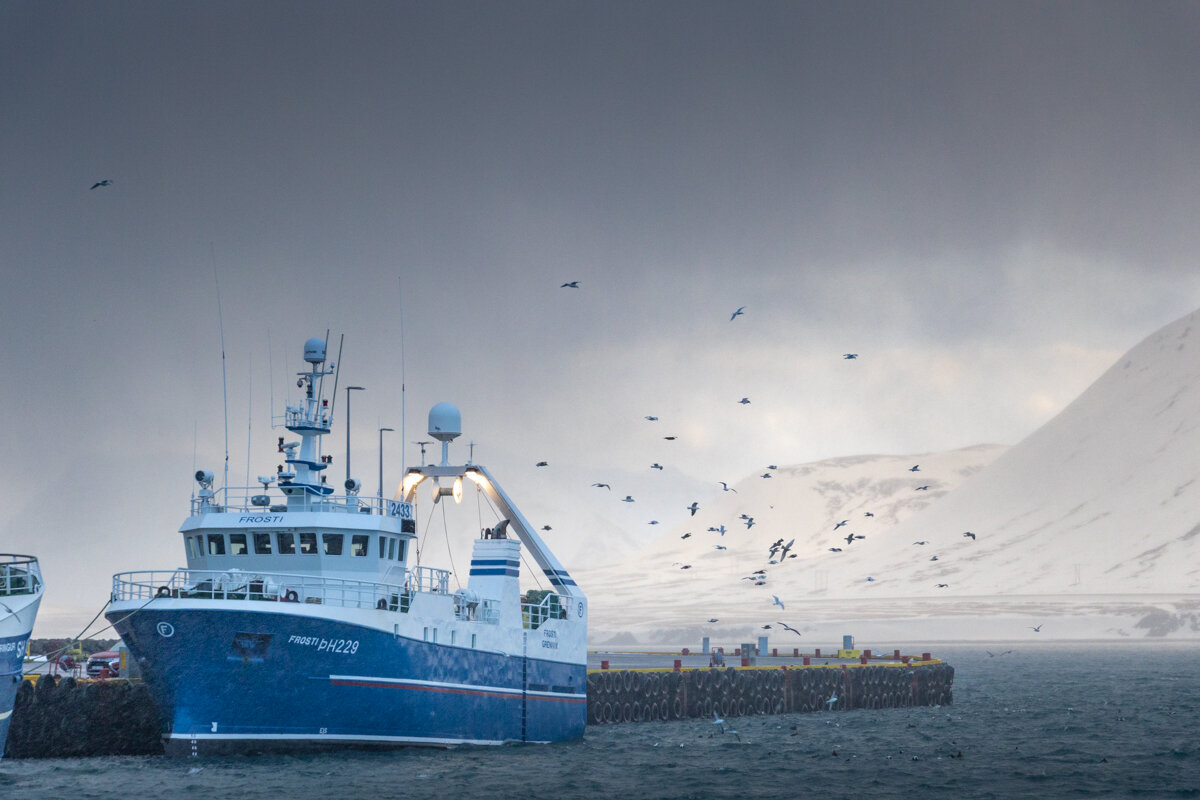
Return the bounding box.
[107,337,587,756]
[1,554,43,759]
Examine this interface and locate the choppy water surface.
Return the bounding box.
[3,644,1198,799]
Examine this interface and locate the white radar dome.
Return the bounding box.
[303,337,327,364]
[428,402,462,442]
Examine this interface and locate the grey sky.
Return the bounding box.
[4,1,1200,634]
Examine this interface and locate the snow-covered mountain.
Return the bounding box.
[580,309,1200,643]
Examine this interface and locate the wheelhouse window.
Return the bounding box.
[278,533,296,554]
[299,532,318,554]
[186,536,200,560]
[388,538,397,560]
[230,533,248,555]
[351,534,368,557]
[397,541,406,561]
[253,533,272,555]
[379,536,387,558]
[207,534,226,556]
[322,533,343,556]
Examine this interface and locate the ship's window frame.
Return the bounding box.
[397,541,406,562]
[351,534,368,557]
[299,532,318,555]
[322,533,344,556]
[388,538,397,560]
[207,534,226,556]
[253,532,273,555]
[378,536,387,558]
[277,532,296,554]
[186,536,200,560]
[229,533,248,555]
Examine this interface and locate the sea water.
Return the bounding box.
[2,644,1198,799]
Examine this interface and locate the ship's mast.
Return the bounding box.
[277,337,336,507]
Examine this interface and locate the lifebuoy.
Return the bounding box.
[376,598,387,610]
[156,585,171,598]
[283,589,299,602]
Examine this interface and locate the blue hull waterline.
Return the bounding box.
[1,555,43,760]
[110,607,585,754]
[1,633,28,758]
[108,339,588,756]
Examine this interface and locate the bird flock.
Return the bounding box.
[538,287,1037,637]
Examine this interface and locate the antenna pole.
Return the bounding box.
[267,330,275,428]
[398,277,407,477]
[245,357,252,491]
[212,249,230,494]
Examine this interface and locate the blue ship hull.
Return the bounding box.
[108,607,586,756]
[1,632,31,759]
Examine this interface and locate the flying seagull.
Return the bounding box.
[772,595,785,610]
[760,472,772,479]
[621,495,635,503]
[935,583,949,588]
[915,485,930,491]
[648,520,659,525]
[718,482,738,493]
[560,281,580,288]
[1030,624,1043,632]
[909,465,920,472]
[963,531,976,540]
[680,533,692,540]
[663,436,677,440]
[825,692,838,709]
[541,525,552,531]
[90,179,113,189]
[864,511,874,517]
[535,461,548,467]
[713,544,727,550]
[730,306,746,321]
[779,622,802,637]
[644,415,658,421]
[744,518,755,529]
[739,397,751,405]
[650,463,664,470]
[913,541,928,545]
[761,624,772,630]
[591,482,611,489]
[707,618,719,623]
[834,520,848,530]
[842,353,857,359]
[687,502,699,516]
[828,547,842,552]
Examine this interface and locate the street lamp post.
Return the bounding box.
[345,385,365,485]
[378,427,395,498]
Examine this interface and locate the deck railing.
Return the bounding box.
[522,590,567,630]
[0,554,42,598]
[189,487,401,516]
[111,566,453,616]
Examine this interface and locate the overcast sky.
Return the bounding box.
[4,1,1200,634]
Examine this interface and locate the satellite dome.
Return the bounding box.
[428,402,462,442]
[303,337,327,364]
